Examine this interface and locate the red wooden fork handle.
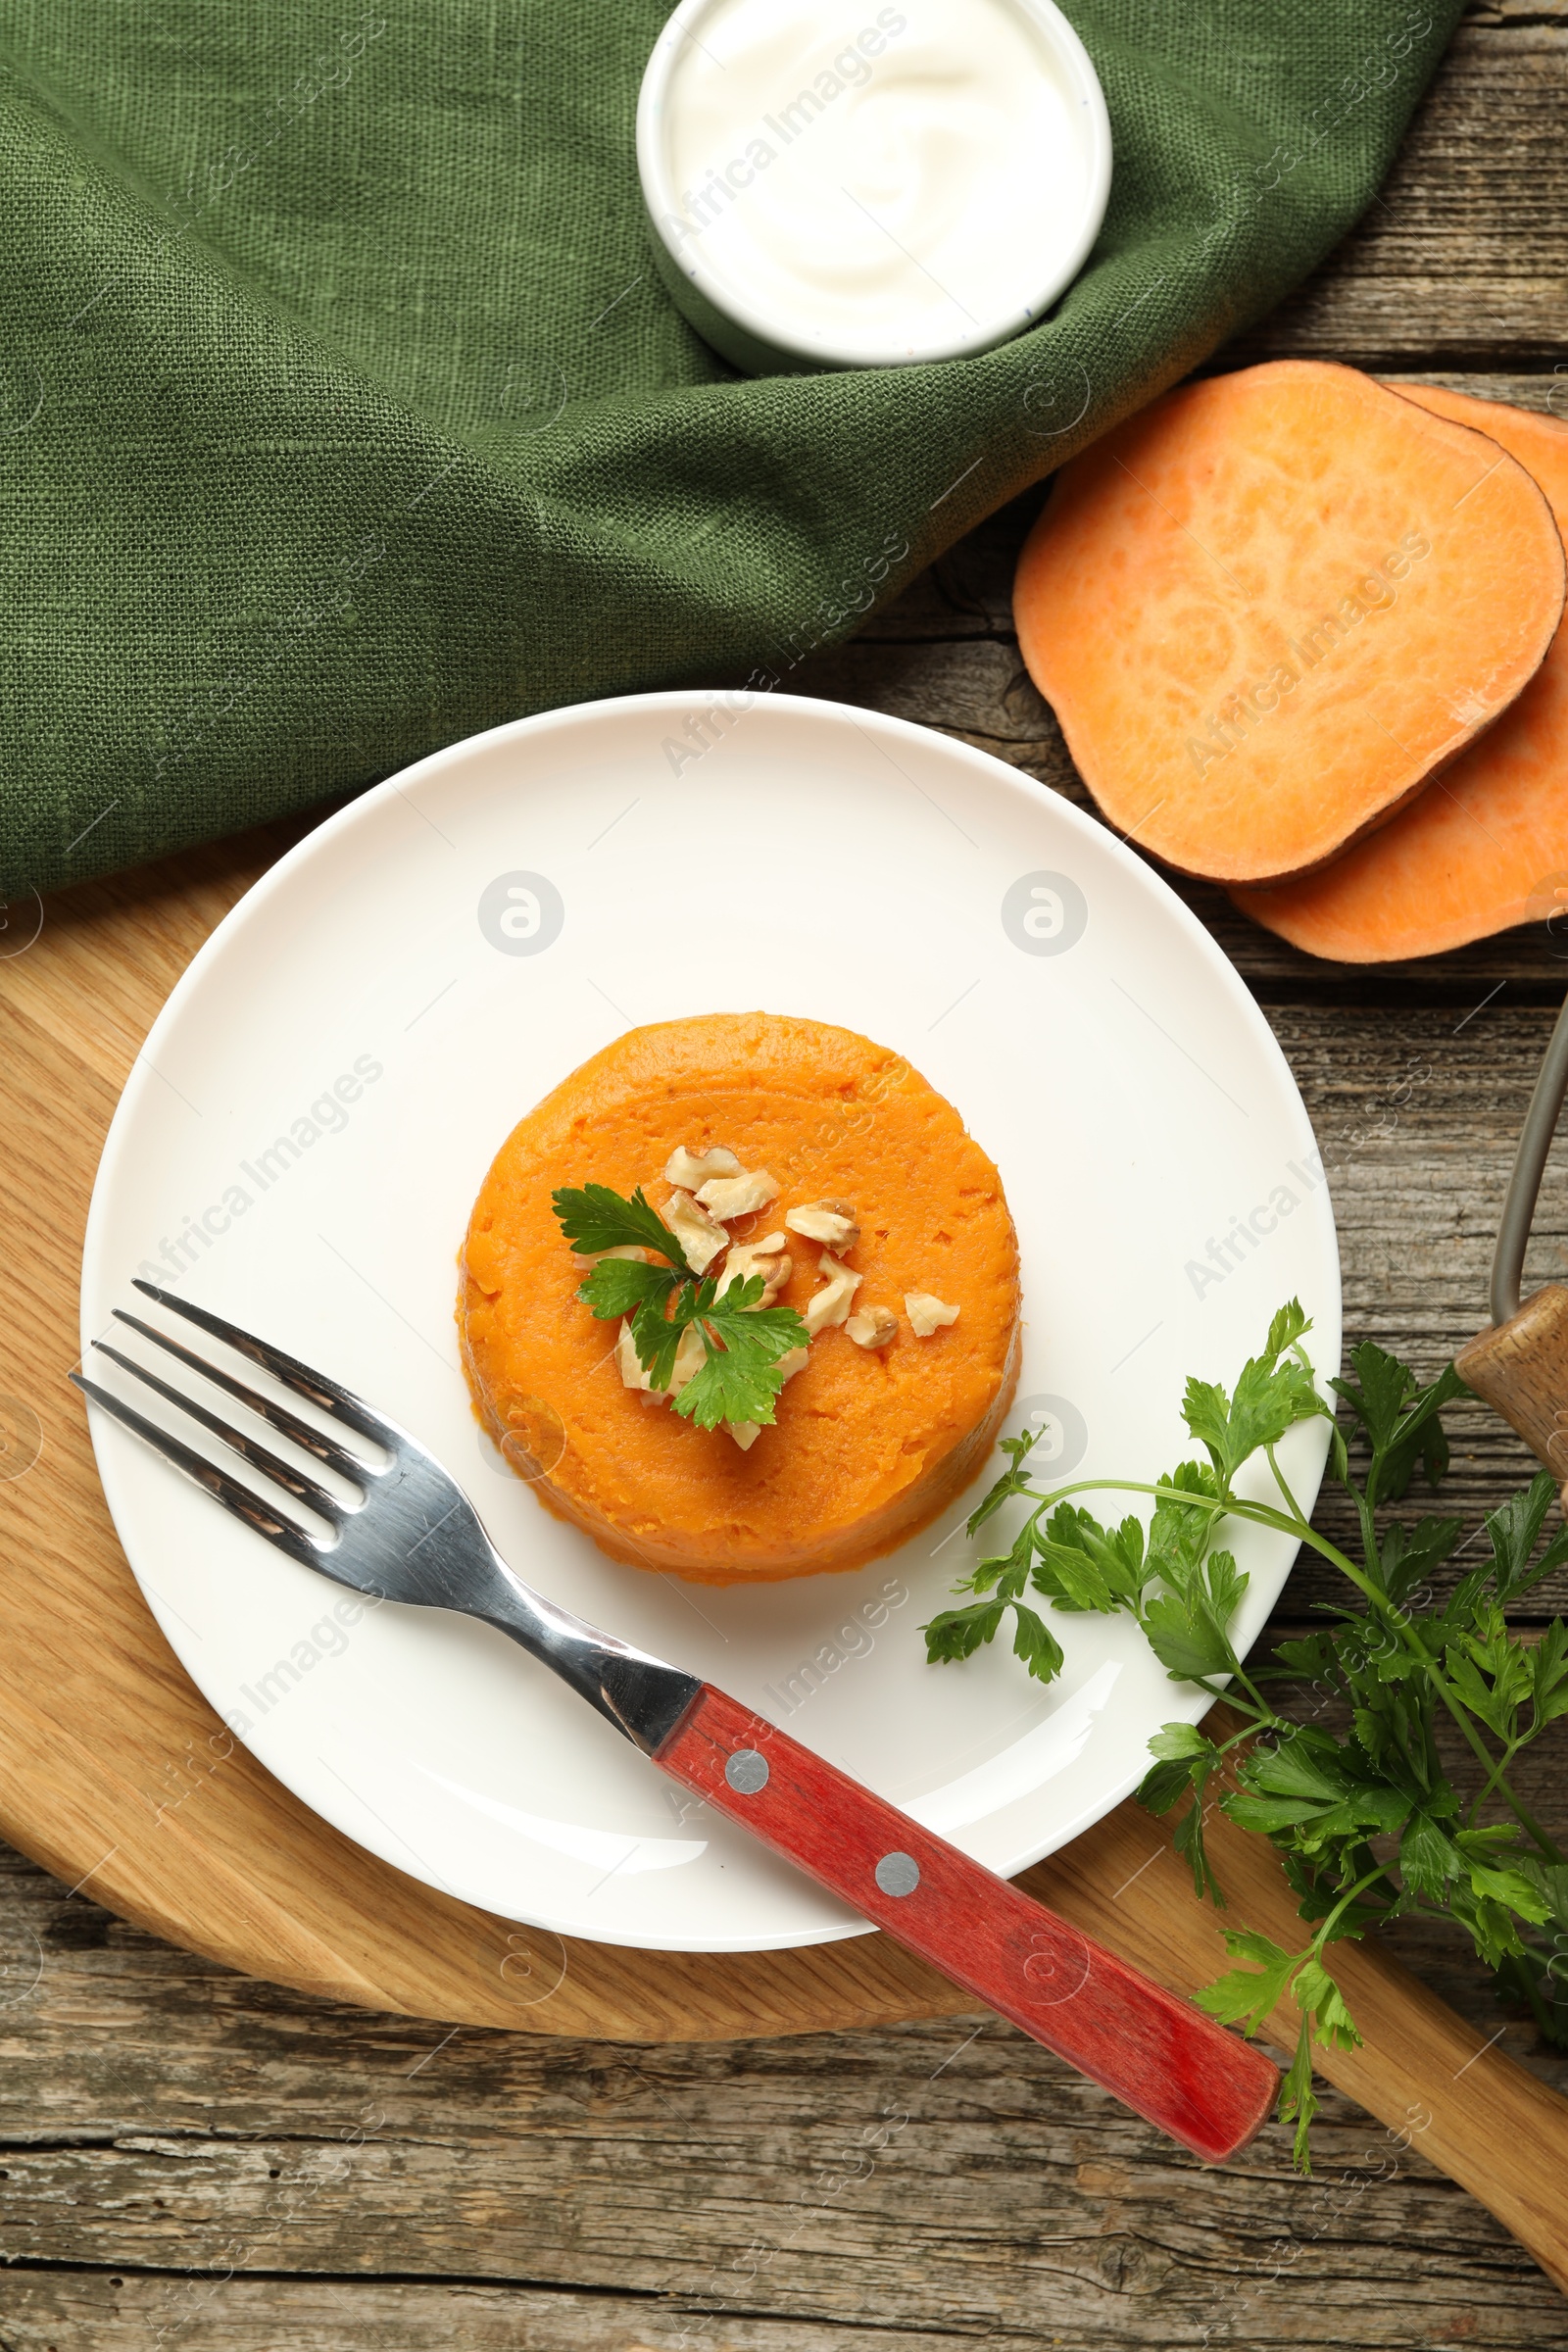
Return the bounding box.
[656,1685,1278,2164]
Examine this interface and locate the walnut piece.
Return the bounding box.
[905,1291,959,1337]
[715,1243,793,1303]
[663,1145,741,1190]
[845,1304,897,1349]
[697,1166,780,1220]
[804,1250,862,1338]
[615,1320,655,1392]
[573,1244,652,1270]
[662,1187,728,1275]
[667,1323,707,1395]
[616,1318,705,1399]
[785,1199,860,1252]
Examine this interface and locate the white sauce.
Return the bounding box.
[649,0,1106,368]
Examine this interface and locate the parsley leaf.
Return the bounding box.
[1279,2016,1320,2172]
[554,1183,808,1430]
[576,1256,679,1320]
[966,1428,1044,1534]
[552,1182,689,1270]
[631,1280,696,1395]
[1010,1603,1066,1683]
[922,1517,1065,1682]
[1371,1512,1462,1606]
[1195,1928,1297,2037]
[1196,1929,1359,2171]
[923,1599,1007,1662]
[672,1278,808,1432]
[1182,1305,1323,1486]
[917,1295,1568,2169]
[1136,1722,1227,1904]
[1030,1504,1148,1614]
[1141,1551,1247,1687]
[1331,1346,1468,1503]
[1483,1472,1568,1603]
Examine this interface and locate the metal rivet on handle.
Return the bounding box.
[725,1748,769,1794]
[874,1850,920,1897]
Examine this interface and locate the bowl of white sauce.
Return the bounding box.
[636,0,1112,374]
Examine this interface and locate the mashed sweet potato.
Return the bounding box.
[459,1012,1020,1584]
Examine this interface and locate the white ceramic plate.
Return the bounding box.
[80,691,1339,1953]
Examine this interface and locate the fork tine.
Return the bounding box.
[70,1370,323,1568]
[111,1309,368,1483]
[130,1280,395,1446]
[91,1341,349,1526]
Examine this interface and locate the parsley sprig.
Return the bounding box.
[924,1300,1568,2166]
[553,1182,808,1432]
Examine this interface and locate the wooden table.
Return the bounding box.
[6,7,1568,2342]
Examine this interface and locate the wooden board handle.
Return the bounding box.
[656,1683,1279,2165]
[1455,1284,1568,1494]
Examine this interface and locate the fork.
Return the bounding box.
[73,1278,1280,2161]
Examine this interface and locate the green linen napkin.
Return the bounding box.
[0,0,1458,896]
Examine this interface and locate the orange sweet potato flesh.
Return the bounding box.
[1233,387,1568,961]
[459,1013,1020,1586]
[1013,360,1565,886]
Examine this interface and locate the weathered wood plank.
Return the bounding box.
[0,2252,1555,2352]
[1231,24,1568,368]
[0,1828,1562,2346]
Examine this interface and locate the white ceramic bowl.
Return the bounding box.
[636,0,1113,374]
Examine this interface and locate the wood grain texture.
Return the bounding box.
[1229,22,1568,368]
[8,12,1568,2341]
[1,1802,1564,2348]
[1455,1284,1568,1491]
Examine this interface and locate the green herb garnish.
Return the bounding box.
[924,1300,1568,2167]
[552,1182,809,1432]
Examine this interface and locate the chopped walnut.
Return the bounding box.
[615,1320,655,1392]
[752,1231,788,1255]
[846,1304,897,1349]
[663,1144,741,1190]
[697,1166,780,1221]
[617,1316,705,1401]
[662,1187,728,1275]
[573,1244,652,1271]
[716,1242,793,1303]
[785,1199,860,1252]
[905,1291,959,1337]
[804,1250,862,1338]
[667,1323,707,1395]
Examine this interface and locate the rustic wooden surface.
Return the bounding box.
[8,6,1568,2342]
[6,771,1520,2108]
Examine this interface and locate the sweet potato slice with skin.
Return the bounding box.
[1013,360,1565,886]
[1233,387,1568,962]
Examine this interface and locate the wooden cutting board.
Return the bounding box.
[3,816,1567,2289]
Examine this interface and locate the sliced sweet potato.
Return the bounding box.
[1233,387,1568,962]
[1013,360,1565,886]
